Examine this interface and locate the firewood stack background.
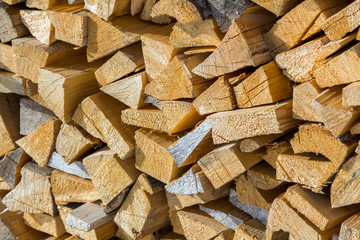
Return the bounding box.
[2,0,360,239]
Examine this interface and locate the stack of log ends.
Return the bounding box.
[312,87,360,137]
[84,0,130,21]
[233,218,266,240]
[192,7,275,79]
[0,148,30,189]
[26,0,67,10]
[0,93,21,157]
[168,119,214,167]
[3,162,56,216]
[247,162,283,191]
[207,99,300,144]
[339,212,360,240]
[23,212,66,237]
[56,123,99,164]
[252,0,301,16]
[114,173,169,240]
[83,148,139,205]
[198,143,262,189]
[145,53,212,101]
[234,61,292,108]
[0,71,25,95]
[239,133,284,153]
[72,92,136,159]
[51,170,100,205]
[20,98,56,135]
[343,81,360,106]
[95,43,144,86]
[277,150,337,192]
[290,124,357,168]
[0,2,29,43]
[16,119,62,167]
[0,43,16,72]
[48,152,91,179]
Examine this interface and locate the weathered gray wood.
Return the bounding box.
[144,95,162,109]
[165,168,204,195]
[0,71,25,95]
[48,152,91,179]
[103,185,131,214]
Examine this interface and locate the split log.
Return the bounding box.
[239,134,284,153]
[252,0,302,16]
[138,0,172,24]
[339,212,360,240]
[0,2,29,43]
[192,7,276,79]
[95,42,144,86]
[145,53,212,101]
[16,119,62,167]
[263,141,291,169]
[247,163,283,191]
[0,43,16,72]
[351,121,360,134]
[56,123,100,164]
[51,170,100,205]
[343,81,360,106]
[0,148,30,189]
[183,46,216,55]
[2,0,25,4]
[24,213,66,237]
[47,152,91,179]
[233,218,266,240]
[72,92,136,159]
[3,162,57,216]
[160,232,185,240]
[0,71,25,95]
[114,174,170,240]
[84,0,130,21]
[144,95,162,109]
[131,0,147,15]
[26,0,67,10]
[207,99,300,144]
[290,124,357,168]
[312,87,360,137]
[198,143,262,189]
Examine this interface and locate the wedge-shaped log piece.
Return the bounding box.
[139,0,172,24]
[168,120,214,167]
[145,53,212,101]
[135,129,187,184]
[315,43,360,88]
[26,0,66,10]
[339,212,360,240]
[252,0,301,16]
[87,13,162,62]
[72,92,136,159]
[51,170,100,205]
[114,174,170,240]
[263,141,291,168]
[95,43,144,86]
[291,124,357,168]
[247,162,283,191]
[122,100,203,134]
[169,18,223,47]
[83,148,139,205]
[56,123,99,164]
[3,162,56,216]
[277,150,336,192]
[0,148,30,189]
[16,119,62,167]
[207,99,299,144]
[312,87,360,137]
[2,0,25,5]
[199,143,262,189]
[24,213,66,237]
[343,81,360,106]
[193,7,275,79]
[234,61,292,108]
[233,218,266,240]
[48,152,91,179]
[0,3,29,43]
[84,0,130,21]
[264,0,345,56]
[184,46,216,55]
[0,71,25,95]
[161,231,185,240]
[239,134,283,153]
[101,71,147,110]
[0,43,16,72]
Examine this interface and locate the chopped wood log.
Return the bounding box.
[83,148,139,205]
[312,87,360,137]
[26,0,67,10]
[233,218,266,240]
[138,0,172,24]
[101,71,147,110]
[131,0,146,15]
[252,0,301,16]
[0,71,25,95]
[3,162,56,216]
[169,18,223,47]
[207,99,300,144]
[20,10,55,45]
[234,61,292,108]
[16,119,62,167]
[145,53,212,100]
[322,0,360,41]
[263,141,291,169]
[114,174,170,240]
[351,121,360,134]
[51,170,100,205]
[56,123,99,164]
[135,128,187,184]
[0,148,30,189]
[198,143,262,189]
[192,7,276,79]
[144,95,162,109]
[2,0,25,4]
[24,213,66,237]
[315,43,360,88]
[84,0,130,21]
[183,46,216,55]
[95,43,144,86]
[168,119,214,167]
[263,0,346,56]
[0,3,29,43]
[160,231,185,240]
[247,162,283,191]
[48,152,91,179]
[277,150,336,192]
[72,92,136,159]
[193,75,236,115]
[20,98,56,135]
[339,212,360,240]
[275,34,356,83]
[291,124,357,168]
[239,134,283,153]
[122,100,203,134]
[343,81,360,106]
[0,43,16,72]
[87,13,163,62]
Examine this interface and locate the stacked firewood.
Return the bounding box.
[2,0,360,239]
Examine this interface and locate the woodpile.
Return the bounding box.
[2,0,360,239]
